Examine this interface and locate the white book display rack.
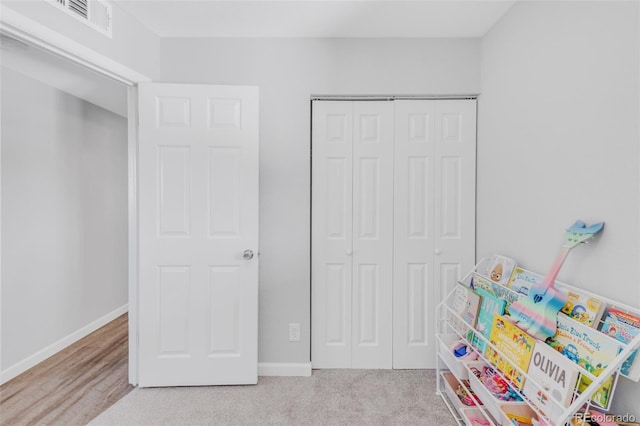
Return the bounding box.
[436,258,640,426]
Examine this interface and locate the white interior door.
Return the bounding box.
[392,99,476,369]
[137,83,259,386]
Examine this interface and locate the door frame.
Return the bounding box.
[0,5,151,385]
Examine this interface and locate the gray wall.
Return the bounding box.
[479,0,640,415]
[160,37,482,363]
[1,67,129,371]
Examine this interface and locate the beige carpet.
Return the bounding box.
[89,369,457,426]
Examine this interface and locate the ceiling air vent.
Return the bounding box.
[48,0,113,38]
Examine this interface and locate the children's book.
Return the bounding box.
[560,290,606,329]
[471,272,521,315]
[450,283,482,338]
[486,314,536,389]
[507,267,543,297]
[547,315,622,372]
[472,288,506,353]
[523,341,579,419]
[546,315,623,409]
[483,254,517,286]
[600,307,640,380]
[576,374,617,410]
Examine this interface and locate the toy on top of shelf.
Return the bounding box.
[507,220,605,341]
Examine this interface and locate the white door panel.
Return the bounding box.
[312,101,353,368]
[393,99,476,369]
[393,100,436,369]
[352,102,393,368]
[138,83,258,386]
[433,100,476,303]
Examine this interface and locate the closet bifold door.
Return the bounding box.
[312,101,394,369]
[392,100,436,369]
[392,99,477,369]
[351,101,394,369]
[312,101,354,368]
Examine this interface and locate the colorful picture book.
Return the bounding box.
[471,272,521,315]
[483,254,517,286]
[600,308,640,380]
[507,267,543,297]
[560,290,605,328]
[486,314,536,389]
[576,374,617,410]
[546,315,623,409]
[523,341,579,419]
[450,283,482,338]
[472,288,506,353]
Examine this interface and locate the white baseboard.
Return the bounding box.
[0,304,128,385]
[258,362,312,377]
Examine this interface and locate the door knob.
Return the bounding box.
[346,248,353,256]
[434,249,442,255]
[242,249,254,260]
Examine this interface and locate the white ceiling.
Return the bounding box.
[114,0,517,38]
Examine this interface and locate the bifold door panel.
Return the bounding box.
[312,99,476,369]
[392,100,477,369]
[312,101,394,368]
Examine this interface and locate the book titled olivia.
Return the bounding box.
[524,341,579,419]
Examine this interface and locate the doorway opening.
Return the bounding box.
[1,31,130,394]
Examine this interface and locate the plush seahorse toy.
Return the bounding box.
[507,220,604,340]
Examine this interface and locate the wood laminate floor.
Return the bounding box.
[0,314,133,426]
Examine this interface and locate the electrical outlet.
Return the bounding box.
[289,323,301,342]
